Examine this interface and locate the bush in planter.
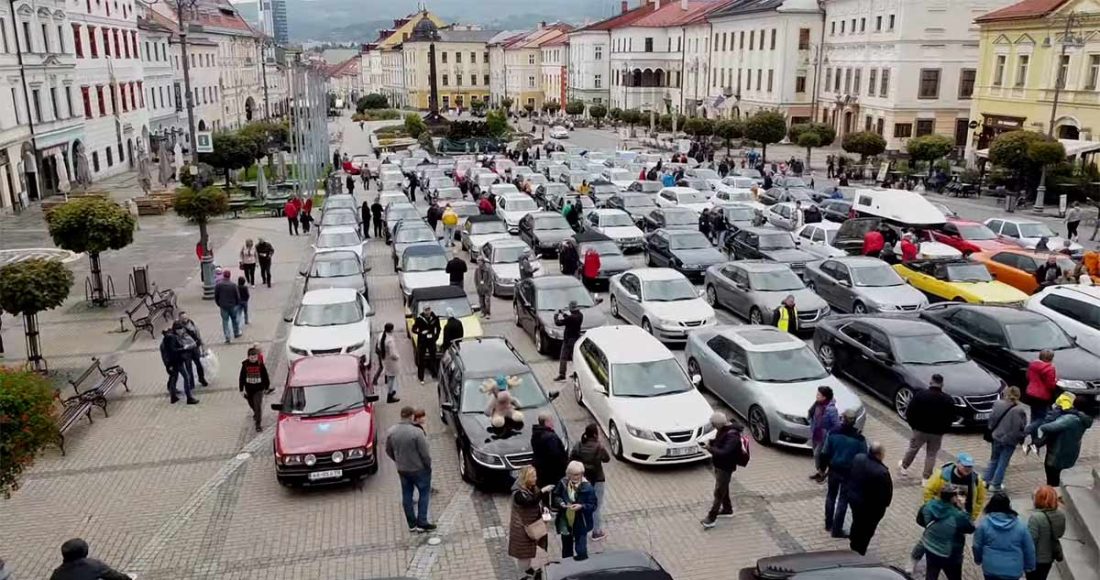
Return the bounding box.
[404,114,428,139]
[0,258,74,372]
[0,368,59,497]
[46,197,135,306]
[356,93,388,112]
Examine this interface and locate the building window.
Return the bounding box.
[868,69,877,96]
[749,30,754,50]
[888,15,895,30]
[798,28,810,50]
[527,75,535,88]
[456,74,462,86]
[844,68,851,93]
[1015,55,1029,87]
[916,119,935,136]
[739,30,744,49]
[484,74,490,86]
[92,151,99,172]
[96,85,105,115]
[860,18,866,32]
[918,69,940,99]
[865,115,873,131]
[442,74,448,86]
[88,25,97,57]
[767,69,773,92]
[853,68,861,94]
[106,147,113,167]
[470,51,476,63]
[759,29,765,49]
[1058,54,1070,88]
[644,37,653,52]
[441,52,447,63]
[31,89,40,122]
[469,75,475,86]
[875,15,882,31]
[483,51,489,63]
[825,68,832,92]
[850,19,856,33]
[795,75,806,93]
[21,21,31,52]
[528,53,535,64]
[840,20,845,34]
[756,69,762,90]
[894,123,913,138]
[1086,55,1100,90]
[993,54,1006,86]
[81,86,92,117]
[594,74,602,89]
[50,87,58,119]
[834,67,841,91]
[73,24,83,57]
[104,28,112,57]
[455,52,461,63]
[879,68,890,97]
[594,45,602,60]
[830,21,835,35]
[959,68,976,99]
[770,29,776,50]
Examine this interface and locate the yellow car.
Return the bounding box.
[405,285,483,349]
[893,259,1028,306]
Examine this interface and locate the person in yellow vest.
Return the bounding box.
[773,294,799,334]
[441,204,459,247]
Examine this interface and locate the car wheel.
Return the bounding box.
[687,357,703,390]
[608,422,624,460]
[513,301,522,327]
[491,278,498,297]
[609,295,620,318]
[853,302,867,314]
[817,343,836,372]
[535,327,548,354]
[748,406,770,445]
[705,285,718,307]
[894,386,914,419]
[573,373,583,405]
[749,307,763,325]
[437,387,448,423]
[641,318,653,335]
[458,445,475,484]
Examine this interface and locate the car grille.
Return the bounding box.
[659,428,697,443]
[797,309,823,322]
[311,347,344,355]
[899,304,921,311]
[505,452,534,469]
[1087,381,1100,390]
[964,394,999,413]
[681,320,706,327]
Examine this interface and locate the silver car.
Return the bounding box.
[685,325,864,447]
[803,256,928,314]
[608,268,717,342]
[703,261,829,328]
[482,238,540,297]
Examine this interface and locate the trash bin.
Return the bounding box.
[1005,192,1019,213]
[132,265,150,297]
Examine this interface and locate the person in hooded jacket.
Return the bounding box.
[553,461,598,561]
[1036,395,1094,486]
[49,538,130,580]
[700,412,745,529]
[569,423,611,540]
[973,493,1036,580]
[531,413,568,489]
[160,324,197,405]
[819,409,868,538]
[559,239,580,276]
[238,347,270,432]
[918,486,976,580]
[847,443,893,555]
[808,386,840,482]
[441,307,464,352]
[582,248,601,289]
[1024,350,1059,451]
[985,386,1028,492]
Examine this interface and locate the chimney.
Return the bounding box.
[621,0,628,13]
[540,21,547,29]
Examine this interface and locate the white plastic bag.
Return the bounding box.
[200,350,219,376]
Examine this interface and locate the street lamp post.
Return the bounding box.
[1035,12,1083,212]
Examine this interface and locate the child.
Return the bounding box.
[237,276,251,325]
[238,347,270,432]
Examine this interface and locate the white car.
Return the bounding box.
[490,183,522,197]
[602,167,636,190]
[549,126,569,139]
[285,288,373,362]
[984,217,1083,256]
[585,209,646,251]
[793,222,847,259]
[655,187,710,214]
[712,176,757,198]
[313,226,367,260]
[609,268,716,342]
[495,193,540,234]
[378,191,408,208]
[1026,285,1100,357]
[764,202,809,231]
[572,325,717,465]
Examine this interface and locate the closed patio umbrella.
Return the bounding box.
[158,140,172,187]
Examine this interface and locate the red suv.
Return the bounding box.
[272,355,380,486]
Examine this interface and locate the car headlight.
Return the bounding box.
[346,341,366,352]
[281,454,302,465]
[952,396,967,408]
[289,346,309,356]
[778,412,810,426]
[347,447,367,460]
[499,277,515,284]
[700,422,716,435]
[470,447,504,466]
[304,454,317,467]
[331,450,345,464]
[1057,379,1089,392]
[625,423,658,441]
[703,316,717,326]
[820,306,831,315]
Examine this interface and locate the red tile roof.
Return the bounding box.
[631,0,725,28]
[189,0,255,34]
[975,0,1070,22]
[576,2,657,32]
[326,57,359,77]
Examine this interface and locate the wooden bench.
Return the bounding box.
[54,395,94,456]
[68,357,129,418]
[126,299,156,339]
[147,288,177,319]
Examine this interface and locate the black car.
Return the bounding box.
[513,275,607,354]
[643,229,725,282]
[813,315,1004,423]
[437,336,569,487]
[545,550,673,580]
[604,193,657,226]
[626,180,663,195]
[519,211,573,256]
[534,183,570,210]
[818,199,853,222]
[301,250,370,299]
[726,226,819,278]
[919,304,1100,411]
[740,551,907,580]
[760,186,816,206]
[642,207,698,232]
[569,230,631,288]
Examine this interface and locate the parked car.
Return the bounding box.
[687,325,863,446]
[272,354,380,486]
[481,238,541,297]
[585,209,646,251]
[642,207,699,232]
[608,268,716,341]
[404,286,482,353]
[804,256,928,313]
[626,180,663,195]
[893,258,1029,306]
[1027,284,1100,357]
[604,193,657,225]
[642,229,725,282]
[285,288,373,362]
[301,250,369,298]
[534,183,570,210]
[760,186,815,206]
[712,202,760,231]
[313,225,367,261]
[970,250,1077,295]
[793,222,847,260]
[984,217,1083,257]
[740,551,907,580]
[813,315,1003,422]
[384,203,421,243]
[703,260,829,328]
[513,275,607,354]
[543,551,673,580]
[496,194,540,234]
[765,202,807,231]
[518,211,573,256]
[437,336,569,487]
[818,199,853,223]
[397,243,450,300]
[655,187,710,213]
[390,222,439,270]
[549,125,570,139]
[725,227,818,278]
[570,230,632,287]
[322,194,358,213]
[461,215,511,262]
[572,325,716,463]
[931,220,1016,255]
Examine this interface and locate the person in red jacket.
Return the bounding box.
[284,198,300,235]
[862,228,885,256]
[478,196,494,215]
[899,233,918,262]
[1024,349,1059,453]
[582,248,601,289]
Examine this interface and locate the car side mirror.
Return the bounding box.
[283,315,293,323]
[548,390,561,401]
[874,351,893,364]
[594,384,608,396]
[961,344,971,352]
[364,393,380,403]
[441,401,455,411]
[625,292,639,301]
[728,365,747,378]
[270,403,283,411]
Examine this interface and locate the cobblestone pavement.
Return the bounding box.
[0,114,1096,580]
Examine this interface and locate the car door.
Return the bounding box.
[576,338,612,427]
[515,280,537,334]
[711,264,740,310]
[723,342,753,416]
[861,326,902,397]
[725,265,753,318]
[698,334,734,391]
[999,221,1021,244]
[438,353,461,428]
[986,219,1004,238]
[958,310,1011,377]
[619,273,644,323]
[935,309,996,368]
[1038,293,1100,355]
[812,260,841,307]
[830,262,856,312]
[834,322,878,386]
[587,212,601,234]
[649,231,670,266]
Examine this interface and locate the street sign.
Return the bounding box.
[196,131,213,153]
[968,120,979,130]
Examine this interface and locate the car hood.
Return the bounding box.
[307,274,366,293]
[760,375,861,419]
[400,270,451,293]
[762,248,817,263]
[679,202,710,213]
[898,362,1002,397]
[643,298,714,322]
[277,411,375,455]
[491,262,542,280]
[623,206,657,219]
[287,320,371,351]
[532,229,573,245]
[536,308,607,332]
[601,226,645,240]
[753,289,828,311]
[611,389,713,432]
[917,241,963,259]
[671,247,726,266]
[458,406,569,456]
[598,255,632,273]
[854,284,927,307]
[611,180,633,189]
[1019,236,1082,252]
[945,281,1028,304]
[469,232,511,249]
[1011,347,1100,381]
[801,244,848,259]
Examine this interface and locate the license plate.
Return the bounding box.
[308,469,343,481]
[974,412,991,421]
[667,446,697,457]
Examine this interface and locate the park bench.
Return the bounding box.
[126,299,156,339]
[67,357,129,418]
[146,287,177,319]
[54,394,94,456]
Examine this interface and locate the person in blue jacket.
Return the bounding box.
[553,460,598,561]
[818,409,868,538]
[974,493,1036,580]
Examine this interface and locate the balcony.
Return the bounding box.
[620,67,672,89]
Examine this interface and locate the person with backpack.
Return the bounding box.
[819,409,868,538]
[984,386,1028,492]
[973,494,1036,580]
[701,412,746,529]
[909,453,986,574]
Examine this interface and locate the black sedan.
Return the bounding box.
[819,199,854,222]
[760,186,817,206]
[642,207,699,232]
[725,226,819,278]
[545,550,673,580]
[643,229,725,282]
[740,551,907,580]
[920,304,1100,412]
[300,250,370,299]
[513,275,607,354]
[437,336,568,488]
[813,315,1004,423]
[518,211,573,256]
[604,193,657,226]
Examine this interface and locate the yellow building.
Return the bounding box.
[370,10,446,108]
[402,25,497,111]
[968,0,1100,158]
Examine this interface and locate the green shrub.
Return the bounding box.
[0,368,59,497]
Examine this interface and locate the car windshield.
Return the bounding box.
[850,264,903,287]
[296,300,364,326]
[396,227,436,244]
[738,169,762,178]
[582,241,623,256]
[1005,321,1073,351]
[681,180,710,191]
[746,347,829,383]
[956,224,997,240]
[322,212,357,225]
[282,382,364,415]
[759,233,796,250]
[635,182,661,193]
[642,278,698,301]
[312,257,360,277]
[893,333,967,364]
[669,233,711,250]
[723,177,755,188]
[526,175,547,185]
[534,215,571,230]
[435,188,461,199]
[619,196,652,208]
[491,245,530,263]
[542,184,568,196]
[471,221,507,235]
[417,297,472,317]
[600,213,635,227]
[504,197,538,212]
[387,207,419,222]
[611,358,693,397]
[317,232,361,248]
[664,211,696,226]
[944,264,993,282]
[693,169,720,180]
[536,286,595,311]
[403,253,447,272]
[749,269,804,291]
[724,207,756,222]
[608,169,632,181]
[787,190,814,202]
[459,372,549,413]
[1018,223,1056,238]
[780,177,807,188]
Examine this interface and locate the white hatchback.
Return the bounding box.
[285,288,373,362]
[1026,285,1100,357]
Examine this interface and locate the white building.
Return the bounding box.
[138,9,179,146]
[566,12,628,108]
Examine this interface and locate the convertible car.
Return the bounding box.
[892,258,1029,306]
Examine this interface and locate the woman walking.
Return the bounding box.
[1037,395,1093,486]
[569,423,611,541]
[985,386,1028,492]
[1026,486,1065,580]
[973,494,1036,580]
[377,323,400,404]
[508,466,550,579]
[239,239,258,286]
[553,461,598,561]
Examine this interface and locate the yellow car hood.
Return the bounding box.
[945,280,1029,304]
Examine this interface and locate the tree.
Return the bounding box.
[743,110,787,162]
[356,93,388,112]
[906,134,955,177]
[589,104,607,128]
[541,99,559,114]
[0,368,60,497]
[608,107,623,122]
[842,131,887,162]
[683,116,715,139]
[0,258,74,372]
[174,186,229,299]
[620,108,643,137]
[714,119,744,155]
[404,113,428,139]
[989,130,1052,193]
[486,109,509,138]
[470,99,486,115]
[788,122,836,167]
[200,132,259,186]
[523,103,536,116]
[500,97,514,112]
[565,100,585,119]
[46,197,135,306]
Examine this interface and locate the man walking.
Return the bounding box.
[284,198,300,235]
[1065,201,1084,241]
[899,374,956,480]
[1024,349,1058,453]
[385,406,436,533]
[553,300,583,381]
[531,412,569,489]
[238,347,270,432]
[160,325,197,405]
[361,200,372,238]
[446,254,468,287]
[847,443,892,555]
[49,538,131,580]
[475,256,493,319]
[441,204,459,245]
[819,409,867,538]
[701,412,745,529]
[255,238,274,288]
[214,270,242,343]
[412,305,440,384]
[178,311,209,387]
[371,198,385,238]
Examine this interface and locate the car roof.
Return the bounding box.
[584,325,674,363]
[287,355,362,387]
[665,229,704,237]
[319,225,358,235]
[591,208,630,216]
[1044,284,1100,301]
[802,220,840,231]
[735,260,792,273]
[452,337,529,378]
[531,275,586,290]
[661,187,701,194]
[937,303,1044,322]
[738,226,788,236]
[300,288,360,305]
[996,217,1042,225]
[948,219,984,227]
[409,285,467,303]
[485,238,530,250]
[530,211,566,219]
[828,256,888,268]
[313,249,360,261]
[466,214,503,224]
[718,325,805,352]
[627,267,688,281]
[573,230,614,243]
[402,243,446,257]
[851,188,946,226]
[858,316,945,337]
[660,206,695,215]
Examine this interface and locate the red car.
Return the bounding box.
[273,355,379,486]
[931,220,1017,255]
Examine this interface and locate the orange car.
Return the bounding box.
[970,250,1076,294]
